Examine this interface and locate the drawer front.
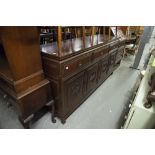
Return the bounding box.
[62,53,91,77]
[91,46,109,62]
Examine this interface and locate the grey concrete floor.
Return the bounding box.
[0,54,141,129]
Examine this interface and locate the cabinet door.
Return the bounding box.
[115,46,124,64]
[86,63,98,94]
[64,71,84,113]
[108,49,117,74]
[97,55,109,83]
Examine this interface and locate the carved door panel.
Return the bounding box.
[86,63,98,94]
[108,49,117,74]
[64,71,84,113]
[97,56,109,83]
[115,46,124,64]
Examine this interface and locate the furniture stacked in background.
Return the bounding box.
[41,26,126,123]
[124,26,144,55]
[123,53,155,129]
[0,27,55,128]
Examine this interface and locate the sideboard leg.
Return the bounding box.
[144,102,152,109]
[19,114,34,129]
[61,119,66,124]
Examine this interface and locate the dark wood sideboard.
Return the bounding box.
[41,33,126,123]
[0,27,55,128]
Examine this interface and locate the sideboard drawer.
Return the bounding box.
[62,53,91,77]
[91,47,109,62]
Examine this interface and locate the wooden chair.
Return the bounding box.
[124,35,141,56]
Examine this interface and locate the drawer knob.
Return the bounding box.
[78,63,82,67]
[65,66,69,70]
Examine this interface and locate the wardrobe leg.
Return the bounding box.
[46,100,56,123]
[19,114,34,129]
[51,103,56,123]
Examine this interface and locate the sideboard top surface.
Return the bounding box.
[41,34,124,61]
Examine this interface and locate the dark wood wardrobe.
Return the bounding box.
[0,27,55,128]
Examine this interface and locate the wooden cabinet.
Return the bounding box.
[42,38,125,123]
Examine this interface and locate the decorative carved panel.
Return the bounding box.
[108,49,117,74]
[115,46,124,63]
[86,63,98,93]
[42,38,125,122]
[97,56,109,83]
[64,71,84,112]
